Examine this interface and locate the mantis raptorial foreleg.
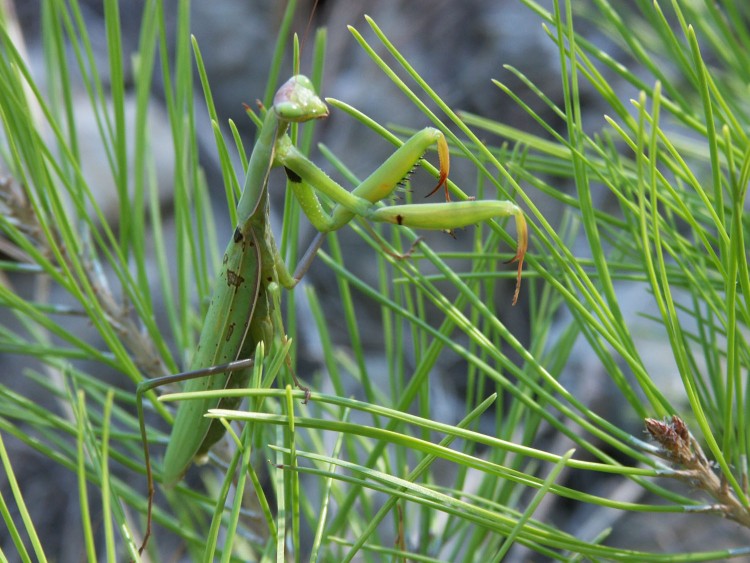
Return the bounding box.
[137,74,528,554]
[276,120,527,303]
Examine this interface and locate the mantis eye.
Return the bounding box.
[273,75,329,122]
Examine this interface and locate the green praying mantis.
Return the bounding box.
[136,74,528,553]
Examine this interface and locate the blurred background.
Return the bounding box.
[3,0,747,560]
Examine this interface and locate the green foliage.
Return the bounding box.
[0,0,747,561]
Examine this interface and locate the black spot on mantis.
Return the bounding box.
[226,270,244,287]
[285,166,302,183]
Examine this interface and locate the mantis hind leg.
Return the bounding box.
[136,358,255,554]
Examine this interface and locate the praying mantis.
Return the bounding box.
[136,74,527,553]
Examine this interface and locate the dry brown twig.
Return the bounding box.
[0,174,168,378]
[645,415,750,528]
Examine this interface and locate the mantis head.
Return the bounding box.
[273,75,329,122]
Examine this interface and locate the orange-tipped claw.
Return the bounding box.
[425,133,451,201]
[504,212,528,306]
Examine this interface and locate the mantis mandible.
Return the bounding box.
[136,74,527,553]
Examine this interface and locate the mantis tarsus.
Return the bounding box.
[136,74,527,553]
